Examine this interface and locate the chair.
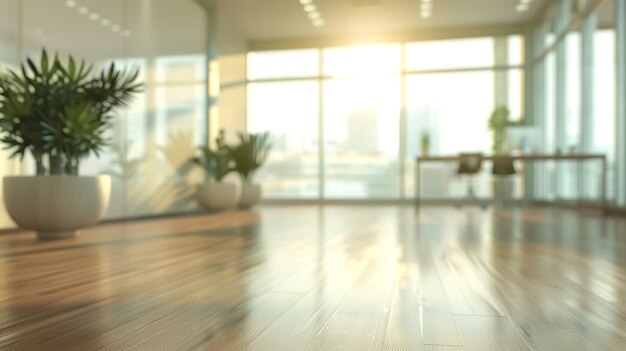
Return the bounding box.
[456,153,483,207]
[492,158,516,176]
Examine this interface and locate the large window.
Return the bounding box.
[248,81,320,198]
[592,29,616,199]
[404,71,495,198]
[322,45,401,199]
[532,0,618,205]
[560,31,582,199]
[248,37,525,200]
[248,49,319,80]
[539,51,557,200]
[324,77,401,199]
[405,37,494,71]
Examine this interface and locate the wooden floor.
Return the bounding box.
[0,205,625,350]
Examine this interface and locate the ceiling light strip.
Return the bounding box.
[62,0,133,37]
[299,0,325,27]
[516,0,534,12]
[420,0,433,19]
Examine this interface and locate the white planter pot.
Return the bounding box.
[196,180,239,211]
[239,182,262,209]
[3,175,111,240]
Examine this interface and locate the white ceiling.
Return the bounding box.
[218,0,548,41]
[17,0,208,60]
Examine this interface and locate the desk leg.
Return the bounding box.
[552,160,558,201]
[601,157,607,213]
[415,160,421,210]
[577,159,582,208]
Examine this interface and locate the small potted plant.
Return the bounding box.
[230,132,271,208]
[488,106,516,205]
[0,49,141,240]
[192,130,239,211]
[420,132,430,156]
[488,106,511,155]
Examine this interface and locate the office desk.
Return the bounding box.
[415,154,607,210]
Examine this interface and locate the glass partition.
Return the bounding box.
[0,0,210,227]
[532,0,618,205]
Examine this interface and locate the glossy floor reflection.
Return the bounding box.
[0,206,625,350]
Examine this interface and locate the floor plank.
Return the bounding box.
[0,205,624,350]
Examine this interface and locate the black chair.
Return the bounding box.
[492,158,516,176]
[456,153,483,207]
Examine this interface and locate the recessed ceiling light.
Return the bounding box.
[421,11,432,18]
[78,6,89,14]
[111,24,121,32]
[303,4,317,12]
[307,11,321,19]
[521,0,533,3]
[313,18,325,27]
[65,0,76,8]
[89,13,99,21]
[123,30,132,37]
[299,0,312,4]
[420,3,432,11]
[100,19,110,27]
[516,3,528,12]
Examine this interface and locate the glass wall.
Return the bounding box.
[533,0,618,204]
[0,0,19,227]
[592,1,617,200]
[323,44,402,199]
[0,0,209,228]
[404,71,495,198]
[248,80,320,198]
[560,31,581,199]
[593,28,616,198]
[543,51,557,200]
[248,36,525,200]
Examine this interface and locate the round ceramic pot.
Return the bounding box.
[3,175,111,240]
[239,182,262,209]
[196,180,239,211]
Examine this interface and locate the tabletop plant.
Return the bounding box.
[229,132,271,182]
[0,49,142,175]
[420,131,430,156]
[488,106,517,176]
[192,130,234,181]
[488,105,511,155]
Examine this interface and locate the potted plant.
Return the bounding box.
[420,131,430,156]
[0,49,141,240]
[488,106,516,205]
[488,106,511,155]
[230,132,271,208]
[192,130,239,211]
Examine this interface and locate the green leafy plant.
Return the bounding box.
[0,49,142,175]
[230,132,271,181]
[420,132,430,149]
[192,130,234,182]
[488,105,510,155]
